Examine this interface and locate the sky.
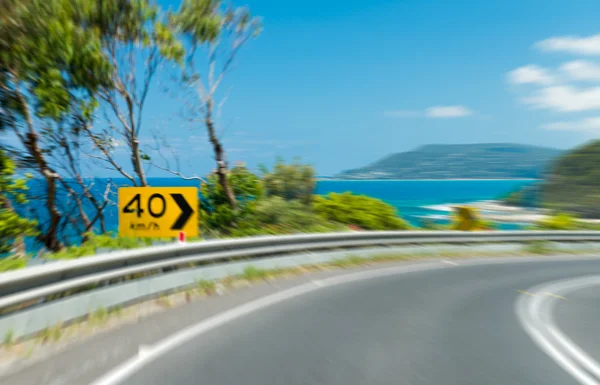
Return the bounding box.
[7,0,600,177]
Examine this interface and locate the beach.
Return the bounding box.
[422,200,600,224]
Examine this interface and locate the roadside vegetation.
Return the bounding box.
[0,0,412,266]
[1,0,598,271]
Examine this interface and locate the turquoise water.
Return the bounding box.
[315,179,537,227]
[25,178,537,242]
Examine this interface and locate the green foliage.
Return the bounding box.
[450,206,493,231]
[47,232,152,260]
[523,241,556,255]
[3,328,14,346]
[260,158,315,205]
[232,197,343,236]
[541,140,600,218]
[0,257,28,272]
[174,0,262,46]
[0,150,38,254]
[240,265,269,281]
[535,212,578,230]
[200,164,263,234]
[173,0,222,43]
[314,192,410,231]
[195,279,217,295]
[88,307,109,325]
[0,0,112,122]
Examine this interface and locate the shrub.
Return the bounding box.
[200,164,263,235]
[260,158,315,205]
[0,257,27,272]
[450,206,493,231]
[314,192,410,230]
[536,212,577,230]
[233,197,343,236]
[0,149,38,255]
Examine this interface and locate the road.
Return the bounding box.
[84,257,600,385]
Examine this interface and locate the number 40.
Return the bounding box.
[123,193,166,218]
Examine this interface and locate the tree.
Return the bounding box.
[199,163,262,234]
[82,0,185,187]
[260,158,316,205]
[0,0,113,251]
[0,150,38,256]
[43,111,115,238]
[174,0,262,210]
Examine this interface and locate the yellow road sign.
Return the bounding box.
[118,187,198,238]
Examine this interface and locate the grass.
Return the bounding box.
[328,255,368,268]
[109,306,122,317]
[88,307,109,325]
[155,295,171,308]
[522,241,557,255]
[37,323,63,344]
[3,328,14,346]
[240,266,270,281]
[195,279,217,295]
[0,257,27,272]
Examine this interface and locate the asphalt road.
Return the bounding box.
[91,258,600,385]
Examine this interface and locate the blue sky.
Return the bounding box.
[8,0,600,177]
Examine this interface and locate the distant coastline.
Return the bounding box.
[316,178,541,182]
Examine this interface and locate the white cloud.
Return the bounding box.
[524,85,600,112]
[542,117,600,134]
[508,65,555,85]
[426,106,473,118]
[537,34,600,56]
[560,60,600,81]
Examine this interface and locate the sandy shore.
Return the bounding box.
[422,200,600,224]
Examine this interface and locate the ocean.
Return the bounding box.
[315,179,537,228]
[22,178,537,249]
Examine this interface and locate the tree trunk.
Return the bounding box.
[206,101,236,210]
[15,91,63,252]
[131,136,148,187]
[25,133,63,252]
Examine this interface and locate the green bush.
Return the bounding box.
[0,257,27,272]
[535,212,578,230]
[260,158,315,205]
[233,197,344,236]
[314,192,410,231]
[0,149,38,255]
[200,164,263,235]
[523,241,556,255]
[450,206,494,231]
[47,232,153,260]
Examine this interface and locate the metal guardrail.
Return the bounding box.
[2,230,600,313]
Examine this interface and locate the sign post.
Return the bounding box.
[118,187,198,238]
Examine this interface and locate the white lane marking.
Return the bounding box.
[90,262,446,385]
[443,259,459,266]
[516,276,600,385]
[138,345,153,357]
[517,295,599,385]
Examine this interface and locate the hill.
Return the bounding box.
[540,140,600,218]
[336,143,562,180]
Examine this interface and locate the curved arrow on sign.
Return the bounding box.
[170,193,194,230]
